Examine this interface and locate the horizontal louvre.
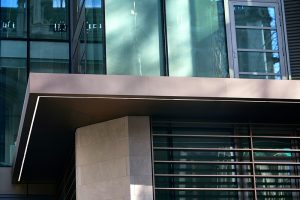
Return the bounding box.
[152,121,300,199]
[284,0,300,79]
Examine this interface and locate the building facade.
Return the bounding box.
[1,0,300,199]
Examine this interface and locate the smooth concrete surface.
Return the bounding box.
[128,117,153,200]
[76,116,153,200]
[29,73,300,100]
[0,167,56,195]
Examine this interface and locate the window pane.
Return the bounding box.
[239,74,279,80]
[155,163,252,175]
[238,52,280,73]
[30,41,69,73]
[86,0,102,42]
[257,191,295,199]
[30,0,68,40]
[153,122,300,199]
[156,190,253,200]
[85,0,105,74]
[166,0,228,77]
[105,0,163,76]
[234,6,276,28]
[0,0,27,38]
[86,43,105,74]
[156,176,252,188]
[0,40,27,166]
[236,29,279,50]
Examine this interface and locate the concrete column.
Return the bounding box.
[76,116,153,200]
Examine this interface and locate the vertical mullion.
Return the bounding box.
[292,130,299,198]
[229,2,240,78]
[249,126,258,200]
[160,0,169,76]
[68,0,72,73]
[102,0,107,74]
[26,0,30,77]
[274,3,286,79]
[150,118,156,200]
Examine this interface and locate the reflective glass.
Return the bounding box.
[30,0,68,40]
[256,177,296,188]
[155,176,252,188]
[155,163,252,175]
[0,0,27,38]
[105,0,163,76]
[79,26,85,73]
[257,191,295,199]
[236,29,279,50]
[256,164,295,176]
[234,6,276,28]
[153,123,300,199]
[86,0,102,42]
[239,74,278,80]
[86,43,105,74]
[156,190,254,200]
[238,52,280,73]
[154,149,250,162]
[0,40,27,166]
[166,0,228,77]
[30,41,69,73]
[154,136,249,149]
[85,0,105,74]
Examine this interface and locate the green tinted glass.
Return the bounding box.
[167,0,228,77]
[234,6,276,28]
[0,40,27,166]
[30,41,69,73]
[236,29,279,50]
[238,52,280,73]
[105,0,163,76]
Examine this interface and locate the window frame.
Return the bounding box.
[225,0,289,79]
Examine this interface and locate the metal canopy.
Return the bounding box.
[12,73,300,183]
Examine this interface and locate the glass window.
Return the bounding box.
[166,0,229,77]
[30,41,69,73]
[30,0,68,40]
[230,2,286,79]
[152,122,300,200]
[0,0,27,38]
[234,6,276,28]
[0,40,27,166]
[105,0,163,76]
[85,0,105,74]
[238,52,280,74]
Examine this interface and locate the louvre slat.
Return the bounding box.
[284,0,300,79]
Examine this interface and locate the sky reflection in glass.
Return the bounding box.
[0,0,18,8]
[85,0,101,8]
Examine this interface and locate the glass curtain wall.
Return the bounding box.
[0,0,26,38]
[165,0,229,77]
[30,0,69,73]
[105,0,164,76]
[78,0,105,74]
[0,0,70,166]
[152,122,300,199]
[0,0,27,166]
[86,0,104,74]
